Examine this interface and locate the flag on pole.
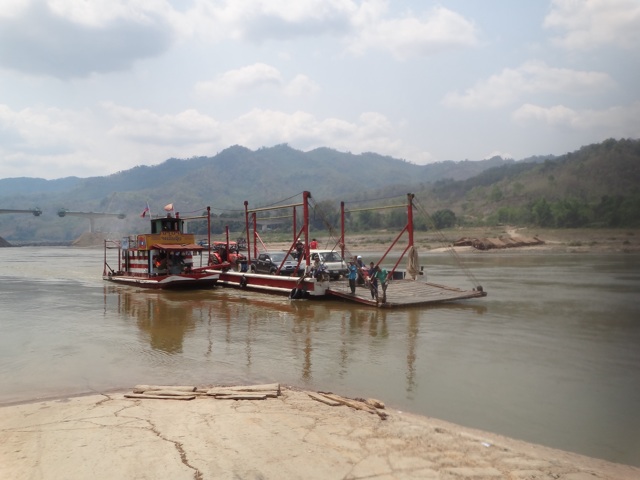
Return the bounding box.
[164,203,174,212]
[140,202,150,218]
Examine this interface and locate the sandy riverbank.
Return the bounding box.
[1,386,638,480]
[347,227,640,255]
[239,227,640,256]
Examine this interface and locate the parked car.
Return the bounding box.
[309,249,347,280]
[251,251,304,276]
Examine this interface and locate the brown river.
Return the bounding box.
[0,246,638,467]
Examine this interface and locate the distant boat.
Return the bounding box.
[103,207,218,289]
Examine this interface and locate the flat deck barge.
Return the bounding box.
[326,279,486,308]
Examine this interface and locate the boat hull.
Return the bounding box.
[103,272,219,290]
[212,270,327,297]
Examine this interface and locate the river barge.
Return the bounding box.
[207,192,487,307]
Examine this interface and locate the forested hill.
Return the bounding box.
[0,144,510,206]
[0,138,638,243]
[415,138,640,228]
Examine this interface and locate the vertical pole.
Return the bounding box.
[293,206,297,244]
[407,193,414,248]
[340,201,345,259]
[302,191,311,268]
[207,206,211,260]
[244,201,251,265]
[252,212,258,259]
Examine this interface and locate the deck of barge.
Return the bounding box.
[326,279,486,308]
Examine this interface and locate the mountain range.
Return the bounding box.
[1,138,638,243]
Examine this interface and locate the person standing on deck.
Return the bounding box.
[309,238,318,249]
[368,262,378,301]
[347,261,358,294]
[375,267,389,304]
[355,255,366,285]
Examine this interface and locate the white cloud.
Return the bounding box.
[544,0,640,50]
[0,103,115,178]
[47,0,174,27]
[179,1,478,59]
[0,100,434,178]
[513,102,640,137]
[226,109,394,151]
[484,151,513,160]
[442,61,614,109]
[178,0,355,42]
[195,63,284,97]
[0,0,173,78]
[195,64,320,98]
[103,103,220,145]
[284,74,321,97]
[0,0,28,19]
[0,103,85,153]
[349,4,479,58]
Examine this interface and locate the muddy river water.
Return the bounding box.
[1,247,638,466]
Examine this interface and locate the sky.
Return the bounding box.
[0,0,639,180]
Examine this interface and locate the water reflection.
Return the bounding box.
[103,285,487,394]
[106,287,200,353]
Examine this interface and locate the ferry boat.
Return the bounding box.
[206,192,325,298]
[206,191,487,307]
[103,207,219,289]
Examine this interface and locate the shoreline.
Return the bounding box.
[1,386,639,479]
[231,227,640,256]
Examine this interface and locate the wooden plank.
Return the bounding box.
[207,388,279,398]
[223,383,280,393]
[319,392,388,419]
[206,384,280,395]
[212,393,268,400]
[125,393,195,400]
[137,390,198,397]
[133,385,196,393]
[365,398,385,409]
[307,392,341,406]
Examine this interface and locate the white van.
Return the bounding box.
[309,249,347,280]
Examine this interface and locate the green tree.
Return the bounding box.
[532,198,553,227]
[431,209,457,229]
[552,199,589,227]
[490,186,504,202]
[310,200,339,231]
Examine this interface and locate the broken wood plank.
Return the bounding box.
[207,388,279,398]
[137,390,198,397]
[307,392,341,406]
[133,385,196,394]
[211,393,268,400]
[320,392,388,419]
[218,383,281,393]
[125,393,195,400]
[364,398,385,409]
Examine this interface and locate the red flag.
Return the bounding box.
[140,202,150,218]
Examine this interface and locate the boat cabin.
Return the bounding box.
[117,214,204,277]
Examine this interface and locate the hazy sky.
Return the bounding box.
[1,0,638,180]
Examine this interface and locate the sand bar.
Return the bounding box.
[1,387,638,480]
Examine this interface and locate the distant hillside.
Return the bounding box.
[414,138,640,228]
[0,176,81,196]
[0,139,638,243]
